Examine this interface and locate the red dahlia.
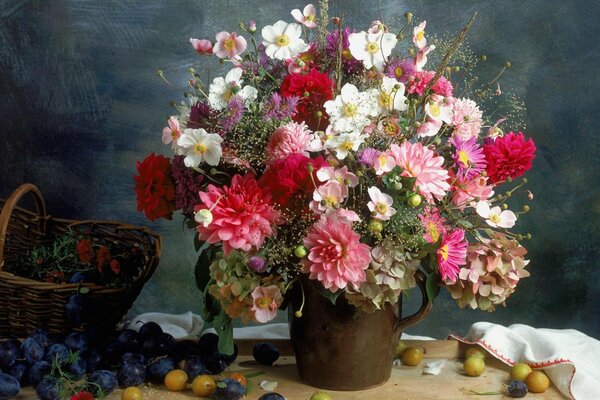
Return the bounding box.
[134,153,176,221]
[280,68,334,131]
[483,132,536,183]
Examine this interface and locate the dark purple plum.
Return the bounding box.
[29,329,51,349]
[44,344,69,365]
[121,352,145,366]
[258,393,287,400]
[64,332,89,354]
[66,357,87,380]
[179,355,206,381]
[8,362,28,386]
[28,361,51,388]
[20,338,44,365]
[116,329,140,354]
[86,349,106,372]
[253,342,279,366]
[117,361,145,388]
[137,321,162,340]
[0,373,20,400]
[36,377,59,400]
[0,342,18,369]
[145,357,175,383]
[87,370,117,395]
[212,378,245,400]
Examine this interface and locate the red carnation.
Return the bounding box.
[77,239,94,264]
[134,153,176,221]
[280,68,334,131]
[483,132,536,183]
[259,153,328,209]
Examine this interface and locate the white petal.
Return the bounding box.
[475,201,491,218]
[240,85,258,102]
[288,38,309,55]
[184,153,202,168]
[261,25,279,43]
[304,4,316,16]
[272,46,292,60]
[225,67,243,83]
[340,83,359,102]
[380,33,398,57]
[291,9,304,23]
[348,32,368,60]
[499,210,517,228]
[283,22,303,39]
[264,43,278,58]
[203,147,222,166]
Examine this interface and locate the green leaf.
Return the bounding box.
[314,281,343,305]
[79,287,90,294]
[194,245,216,292]
[425,271,441,304]
[213,310,234,355]
[456,219,474,229]
[400,176,417,191]
[199,280,221,323]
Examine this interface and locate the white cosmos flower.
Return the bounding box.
[324,83,376,133]
[376,77,407,114]
[475,201,517,228]
[367,187,396,221]
[348,30,397,71]
[262,20,309,60]
[177,128,223,167]
[425,94,452,124]
[328,131,368,160]
[208,68,257,110]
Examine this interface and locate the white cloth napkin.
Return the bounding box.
[450,322,600,400]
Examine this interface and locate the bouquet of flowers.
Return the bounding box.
[134,2,536,353]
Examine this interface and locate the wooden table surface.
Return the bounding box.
[18,339,568,400]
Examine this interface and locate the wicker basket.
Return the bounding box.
[0,183,161,338]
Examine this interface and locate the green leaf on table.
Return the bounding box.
[425,271,441,304]
[213,310,234,355]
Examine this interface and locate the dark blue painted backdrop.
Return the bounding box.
[1,0,598,338]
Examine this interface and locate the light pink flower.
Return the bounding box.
[415,44,435,71]
[251,285,283,323]
[373,153,396,175]
[368,20,388,34]
[213,31,247,60]
[425,94,452,124]
[291,4,317,29]
[162,116,181,148]
[316,166,358,197]
[437,228,468,284]
[417,119,442,138]
[451,175,495,210]
[487,118,507,139]
[265,121,313,164]
[367,187,396,220]
[310,181,344,214]
[451,98,483,140]
[303,217,371,292]
[190,38,213,55]
[388,141,451,202]
[325,208,361,224]
[413,21,427,49]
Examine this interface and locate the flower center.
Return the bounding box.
[439,244,449,261]
[224,37,236,52]
[323,195,338,206]
[341,49,353,60]
[394,66,404,78]
[276,34,290,47]
[429,103,441,117]
[223,83,240,101]
[306,14,316,22]
[366,41,380,54]
[340,141,354,151]
[378,154,388,166]
[375,203,388,214]
[171,130,180,140]
[489,214,501,224]
[256,297,273,309]
[416,31,425,41]
[194,143,207,154]
[458,150,470,166]
[342,103,358,118]
[428,222,440,243]
[379,92,392,109]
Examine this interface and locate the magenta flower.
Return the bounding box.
[357,147,381,166]
[222,96,245,131]
[449,136,487,179]
[190,38,213,55]
[213,31,247,60]
[437,229,468,284]
[385,58,415,83]
[418,208,446,244]
[251,285,283,323]
[303,217,371,292]
[262,93,299,120]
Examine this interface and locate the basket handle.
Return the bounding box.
[0,183,48,269]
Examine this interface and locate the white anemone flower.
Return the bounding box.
[367,187,396,221]
[328,131,368,160]
[475,201,517,228]
[348,30,397,71]
[324,83,376,133]
[262,20,309,60]
[208,68,257,110]
[425,94,453,124]
[413,21,427,49]
[376,77,407,113]
[177,128,223,167]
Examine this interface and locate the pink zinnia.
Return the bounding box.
[388,141,451,202]
[449,136,487,179]
[451,98,483,139]
[451,175,495,210]
[265,121,312,164]
[407,70,454,97]
[483,131,536,184]
[196,174,281,255]
[251,285,283,323]
[437,229,468,284]
[303,217,371,292]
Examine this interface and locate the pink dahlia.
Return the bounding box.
[451,98,483,139]
[265,121,312,164]
[437,228,468,284]
[388,141,451,202]
[418,208,446,244]
[451,174,495,210]
[406,70,454,97]
[483,131,536,184]
[196,174,281,255]
[449,136,487,179]
[303,217,371,292]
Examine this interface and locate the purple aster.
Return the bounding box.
[171,155,205,216]
[357,147,382,166]
[221,96,244,131]
[449,136,487,179]
[248,256,266,272]
[263,93,299,120]
[385,58,416,84]
[325,27,362,75]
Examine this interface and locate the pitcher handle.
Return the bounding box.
[395,270,433,335]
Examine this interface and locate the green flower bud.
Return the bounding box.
[404,12,413,22]
[393,182,403,191]
[294,245,308,258]
[523,205,530,212]
[407,194,422,207]
[368,219,384,234]
[480,55,487,62]
[501,203,508,210]
[505,61,512,68]
[408,48,415,57]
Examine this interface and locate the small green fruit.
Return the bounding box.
[395,340,407,357]
[310,391,332,400]
[407,194,422,207]
[401,347,423,366]
[463,356,485,377]
[510,363,533,381]
[294,245,307,258]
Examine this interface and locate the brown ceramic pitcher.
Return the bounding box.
[288,270,431,391]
